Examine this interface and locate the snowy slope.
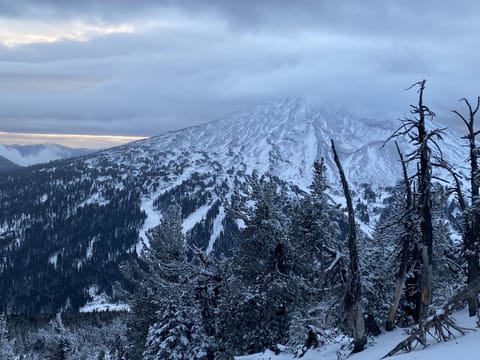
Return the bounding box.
[237,309,479,360]
[92,98,467,247]
[101,99,467,189]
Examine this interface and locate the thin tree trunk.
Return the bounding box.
[386,142,413,331]
[416,80,434,324]
[453,97,480,317]
[331,140,366,353]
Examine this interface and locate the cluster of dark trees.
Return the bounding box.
[0,311,128,359]
[0,149,241,314]
[0,156,169,313]
[0,162,146,313]
[124,161,350,359]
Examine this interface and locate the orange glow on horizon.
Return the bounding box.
[0,19,136,47]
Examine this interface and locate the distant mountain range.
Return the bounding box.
[0,99,468,313]
[0,155,20,172]
[0,143,95,168]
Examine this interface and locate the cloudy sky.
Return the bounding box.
[0,0,479,148]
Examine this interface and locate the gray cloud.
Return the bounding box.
[2,1,477,34]
[0,1,479,139]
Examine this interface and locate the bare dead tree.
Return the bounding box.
[385,142,415,331]
[386,79,444,324]
[452,96,480,317]
[331,139,366,353]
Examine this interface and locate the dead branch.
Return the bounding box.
[382,275,480,358]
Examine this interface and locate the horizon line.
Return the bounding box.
[0,131,147,149]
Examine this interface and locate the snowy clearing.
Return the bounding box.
[79,286,130,313]
[136,197,162,255]
[206,205,225,254]
[182,202,213,235]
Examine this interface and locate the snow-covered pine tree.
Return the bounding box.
[430,184,463,306]
[143,300,210,360]
[124,203,187,359]
[129,203,219,359]
[0,313,15,359]
[369,181,420,328]
[216,173,296,358]
[288,159,344,288]
[286,160,347,347]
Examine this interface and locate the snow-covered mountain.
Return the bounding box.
[0,143,94,166]
[103,99,466,189]
[0,99,469,312]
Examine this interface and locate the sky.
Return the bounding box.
[0,0,479,148]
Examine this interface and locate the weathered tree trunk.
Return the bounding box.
[415,80,434,324]
[466,230,479,317]
[331,140,366,353]
[386,142,413,331]
[453,97,480,317]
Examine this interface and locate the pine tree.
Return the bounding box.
[217,173,295,357]
[125,204,187,359]
[127,203,220,359]
[286,160,347,349]
[0,313,15,359]
[288,159,344,287]
[142,248,219,360]
[143,301,209,360]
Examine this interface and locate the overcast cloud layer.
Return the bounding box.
[0,0,479,141]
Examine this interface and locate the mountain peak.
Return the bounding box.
[113,100,463,188]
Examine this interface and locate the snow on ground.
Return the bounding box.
[48,252,59,269]
[79,286,130,313]
[236,309,479,360]
[136,197,162,255]
[182,202,213,235]
[86,237,96,259]
[206,205,225,254]
[235,218,246,230]
[78,192,110,207]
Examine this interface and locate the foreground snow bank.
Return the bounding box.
[236,309,479,360]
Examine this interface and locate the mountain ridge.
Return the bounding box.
[0,155,20,173]
[99,98,467,188]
